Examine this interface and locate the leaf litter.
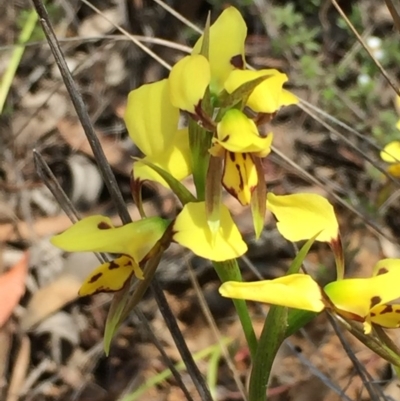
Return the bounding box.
[2,1,400,400]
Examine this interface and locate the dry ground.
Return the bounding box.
[2,1,400,400]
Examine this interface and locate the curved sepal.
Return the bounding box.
[132,128,192,188]
[219,274,325,312]
[267,193,339,243]
[51,215,169,263]
[168,55,210,113]
[224,69,291,113]
[192,6,247,94]
[125,79,179,156]
[173,201,247,261]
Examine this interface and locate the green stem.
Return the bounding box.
[213,259,258,359]
[0,8,38,113]
[248,306,287,401]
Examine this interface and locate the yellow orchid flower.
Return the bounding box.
[209,109,273,205]
[220,258,400,334]
[224,69,298,113]
[124,79,191,187]
[173,201,247,261]
[380,141,400,178]
[51,216,169,296]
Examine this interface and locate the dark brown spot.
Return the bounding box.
[123,260,132,267]
[370,312,376,317]
[380,305,393,314]
[108,261,119,270]
[377,267,389,275]
[230,55,244,69]
[235,163,244,190]
[229,152,236,162]
[89,272,103,283]
[396,309,400,314]
[242,153,247,160]
[221,135,230,143]
[98,221,112,230]
[370,296,382,308]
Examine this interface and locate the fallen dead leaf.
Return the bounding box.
[20,253,99,332]
[0,252,29,328]
[57,118,133,175]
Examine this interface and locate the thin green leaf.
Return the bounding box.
[104,284,131,355]
[287,231,321,275]
[188,119,213,200]
[248,305,288,401]
[0,8,38,113]
[285,309,318,338]
[218,75,275,110]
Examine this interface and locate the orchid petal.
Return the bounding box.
[125,79,179,156]
[168,55,210,113]
[267,193,339,242]
[324,262,400,320]
[51,215,168,263]
[216,109,273,154]
[219,274,324,312]
[222,152,257,206]
[173,201,247,261]
[79,255,142,296]
[224,69,288,113]
[133,128,191,186]
[192,7,247,94]
[380,141,400,163]
[369,304,400,329]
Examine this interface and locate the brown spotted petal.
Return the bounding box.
[78,255,143,296]
[222,151,258,206]
[324,258,400,333]
[369,303,400,330]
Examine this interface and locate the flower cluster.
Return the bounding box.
[51,7,296,296]
[50,6,400,340]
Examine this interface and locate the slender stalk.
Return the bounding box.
[248,306,287,401]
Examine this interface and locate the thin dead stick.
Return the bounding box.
[80,0,171,70]
[33,149,195,401]
[134,309,196,401]
[152,0,203,34]
[30,2,212,400]
[384,0,400,34]
[284,340,354,401]
[297,102,398,185]
[331,0,400,96]
[327,313,386,401]
[0,34,192,53]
